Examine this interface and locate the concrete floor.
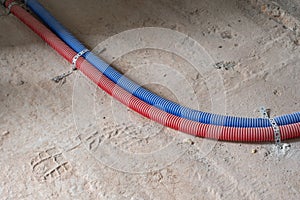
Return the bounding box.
[0,0,300,199]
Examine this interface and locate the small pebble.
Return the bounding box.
[220,30,232,39]
[251,149,257,154]
[183,138,195,145]
[2,131,9,136]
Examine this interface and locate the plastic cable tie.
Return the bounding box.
[72,49,89,70]
[7,1,18,13]
[260,106,282,146]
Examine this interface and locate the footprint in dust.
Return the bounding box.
[81,122,171,154]
[30,147,72,182]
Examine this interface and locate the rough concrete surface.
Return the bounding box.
[0,0,300,199]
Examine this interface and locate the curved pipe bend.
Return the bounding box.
[23,0,300,128]
[3,0,300,142]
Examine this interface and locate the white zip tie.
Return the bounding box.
[1,1,28,16]
[7,1,18,13]
[260,107,291,155]
[72,49,89,70]
[259,106,282,146]
[52,49,89,83]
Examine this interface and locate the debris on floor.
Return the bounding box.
[251,0,300,36]
[220,30,232,39]
[1,130,9,136]
[214,61,237,70]
[252,149,258,154]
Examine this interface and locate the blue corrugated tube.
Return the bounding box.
[24,0,300,128]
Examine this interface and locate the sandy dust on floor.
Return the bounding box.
[0,0,300,199]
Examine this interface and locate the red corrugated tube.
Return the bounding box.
[4,0,300,142]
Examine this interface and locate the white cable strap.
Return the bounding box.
[72,49,89,70]
[260,106,281,146]
[52,49,89,83]
[7,1,18,13]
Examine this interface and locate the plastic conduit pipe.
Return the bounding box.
[3,0,300,142]
[24,0,300,128]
